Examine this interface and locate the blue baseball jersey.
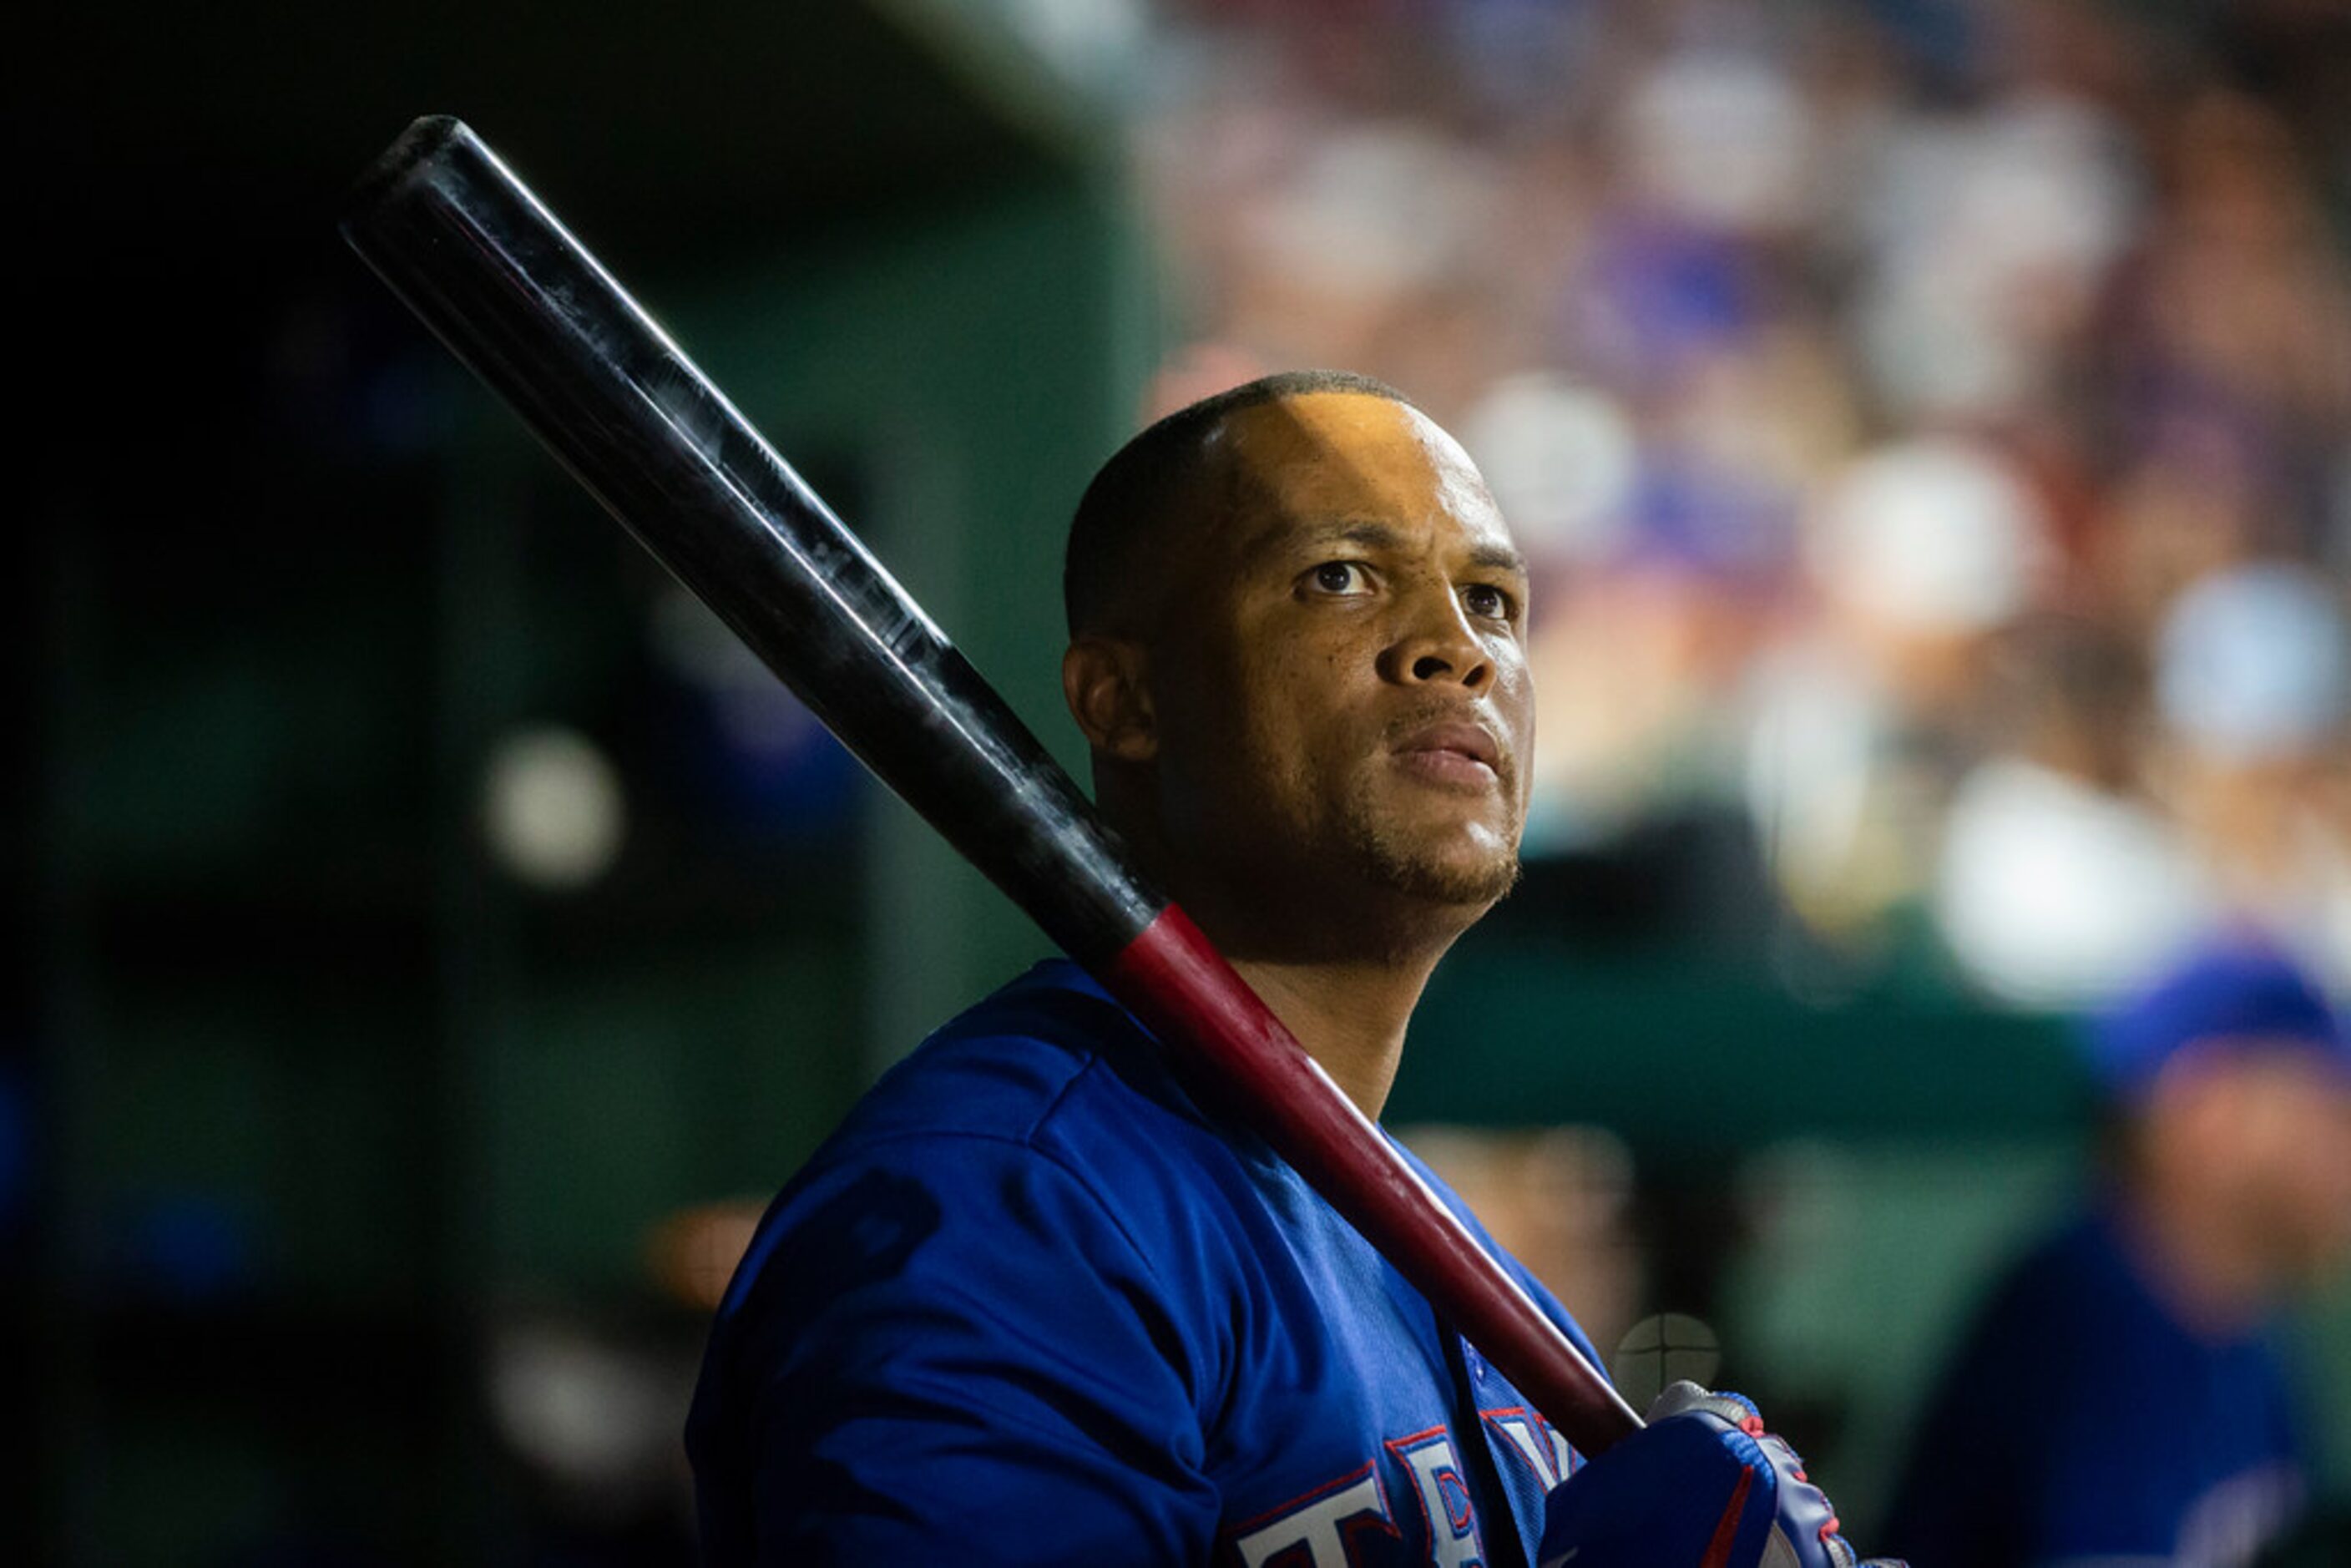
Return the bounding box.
[686,959,1605,1565]
[1881,1207,2311,1567]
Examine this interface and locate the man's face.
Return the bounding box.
[2153,1044,2351,1290]
[1142,392,1534,935]
[2231,1053,2351,1286]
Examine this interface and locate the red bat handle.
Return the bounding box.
[1108,907,1641,1451]
[341,115,1641,1457]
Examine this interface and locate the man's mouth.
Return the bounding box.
[1392,719,1504,787]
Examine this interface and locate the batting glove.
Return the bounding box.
[1537,1383,1904,1568]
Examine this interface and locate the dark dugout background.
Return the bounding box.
[9,1,2351,1564]
[9,3,1147,1559]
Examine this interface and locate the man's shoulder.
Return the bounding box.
[823,958,1219,1161]
[702,959,1289,1399]
[757,959,1282,1277]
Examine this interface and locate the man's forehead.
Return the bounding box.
[1208,392,1514,556]
[1213,389,1456,471]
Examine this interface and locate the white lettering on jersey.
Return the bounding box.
[1233,1468,1392,1568]
[1390,1429,1485,1568]
[1488,1409,1576,1490]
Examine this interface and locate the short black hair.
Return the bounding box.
[1063,368,1415,636]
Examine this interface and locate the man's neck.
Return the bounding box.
[1112,806,1490,1120]
[1225,948,1447,1120]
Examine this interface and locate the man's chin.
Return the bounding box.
[1356,830,1523,911]
[1399,855,1522,910]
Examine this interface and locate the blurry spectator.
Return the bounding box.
[1881,938,2351,1565]
[1847,87,2143,427]
[1935,615,2207,1006]
[2124,92,2351,475]
[1747,436,2050,943]
[2154,563,2351,986]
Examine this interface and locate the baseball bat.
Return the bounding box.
[341,115,1640,1454]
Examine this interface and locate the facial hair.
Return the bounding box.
[1332,702,1525,908]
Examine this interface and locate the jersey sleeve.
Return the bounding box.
[688,1132,1226,1565]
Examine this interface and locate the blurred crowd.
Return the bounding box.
[1131,0,2351,1009]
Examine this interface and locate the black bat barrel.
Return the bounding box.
[341,115,1162,966]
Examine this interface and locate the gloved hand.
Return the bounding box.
[1538,1383,1904,1568]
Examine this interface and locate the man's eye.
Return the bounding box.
[1462,583,1514,620]
[1309,562,1372,595]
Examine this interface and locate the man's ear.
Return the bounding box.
[1063,635,1157,762]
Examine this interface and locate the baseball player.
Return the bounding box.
[687,372,1898,1566]
[1883,938,2351,1565]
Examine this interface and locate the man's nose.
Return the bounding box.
[1378,586,1492,690]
